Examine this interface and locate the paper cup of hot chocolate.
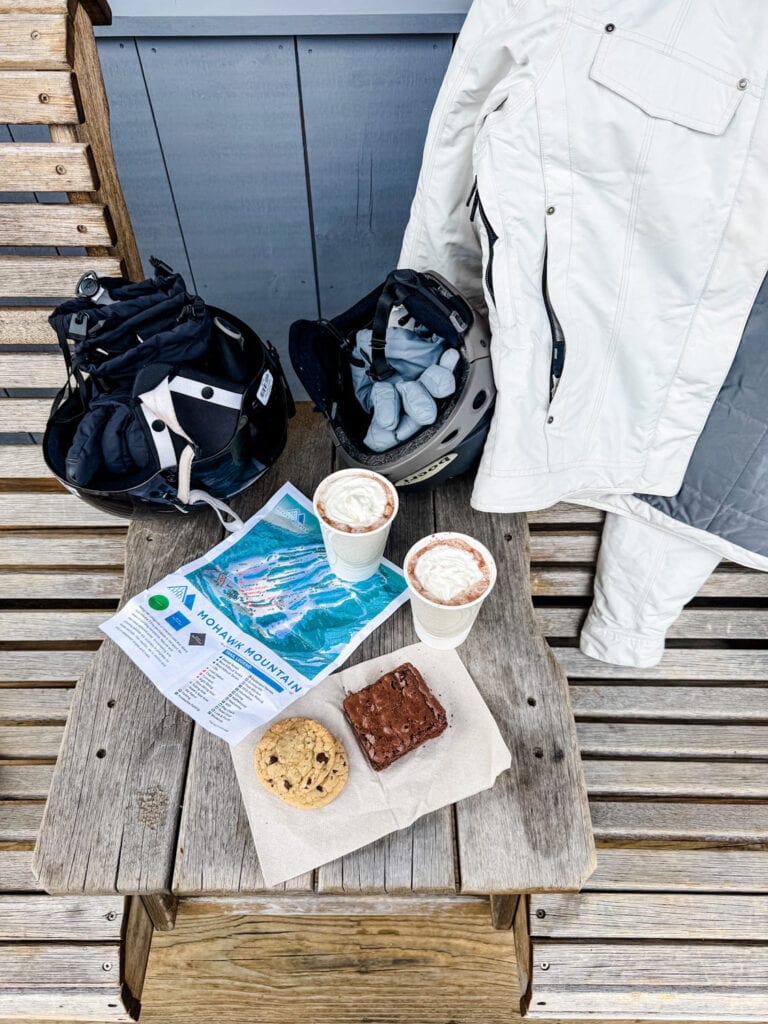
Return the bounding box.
[404,532,497,649]
[313,469,399,582]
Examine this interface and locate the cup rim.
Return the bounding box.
[312,468,399,537]
[403,531,497,610]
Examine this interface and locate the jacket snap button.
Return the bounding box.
[547,415,554,424]
[547,206,556,215]
[605,23,615,32]
[738,78,749,91]
[201,386,214,399]
[151,419,165,432]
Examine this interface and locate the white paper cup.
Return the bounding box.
[313,469,399,582]
[404,532,497,649]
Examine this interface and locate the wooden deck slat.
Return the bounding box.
[530,892,768,940]
[0,2,69,15]
[0,203,111,247]
[590,801,768,844]
[0,305,56,342]
[0,762,55,797]
[0,142,94,192]
[584,760,768,798]
[0,494,129,528]
[0,397,59,433]
[0,723,64,757]
[0,942,123,987]
[0,650,92,683]
[0,444,54,478]
[0,255,120,298]
[0,14,68,69]
[0,531,126,568]
[588,849,768,892]
[555,646,768,681]
[0,569,123,599]
[527,505,604,525]
[3,351,64,389]
[540,605,768,640]
[532,566,768,598]
[0,894,124,940]
[571,684,768,721]
[0,69,78,123]
[578,722,768,759]
[0,801,43,840]
[0,610,110,641]
[0,686,72,721]
[528,530,601,562]
[0,849,41,891]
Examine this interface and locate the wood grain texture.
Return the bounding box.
[33,508,221,895]
[0,686,72,721]
[1,397,65,433]
[530,892,768,940]
[0,800,43,840]
[0,255,120,299]
[0,723,63,757]
[0,651,91,683]
[571,684,768,721]
[0,531,125,567]
[0,202,111,246]
[556,646,768,680]
[0,444,52,477]
[588,848,768,893]
[0,893,124,939]
[539,605,768,640]
[532,565,768,598]
[0,69,78,123]
[1,351,66,388]
[0,13,68,69]
[0,305,56,342]
[0,763,55,797]
[578,722,768,759]
[0,941,123,986]
[0,610,110,641]
[590,801,768,844]
[527,505,603,525]
[434,475,595,894]
[0,569,123,599]
[0,142,94,191]
[123,895,154,1013]
[0,848,41,891]
[584,759,768,798]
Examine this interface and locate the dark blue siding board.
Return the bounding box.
[97,38,192,282]
[297,34,451,316]
[135,36,317,397]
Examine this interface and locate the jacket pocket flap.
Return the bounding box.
[590,33,745,136]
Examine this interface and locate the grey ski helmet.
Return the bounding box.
[289,269,495,490]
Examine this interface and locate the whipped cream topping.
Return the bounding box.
[411,541,488,605]
[317,473,394,533]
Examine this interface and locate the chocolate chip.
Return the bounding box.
[305,778,312,787]
[284,780,292,790]
[332,769,338,775]
[316,785,324,792]
[268,755,278,764]
[316,752,329,764]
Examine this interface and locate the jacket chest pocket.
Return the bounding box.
[589,30,748,136]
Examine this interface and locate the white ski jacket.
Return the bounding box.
[400,0,768,512]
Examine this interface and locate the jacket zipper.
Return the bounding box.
[542,238,566,401]
[468,177,498,306]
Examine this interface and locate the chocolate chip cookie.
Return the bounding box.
[254,717,349,809]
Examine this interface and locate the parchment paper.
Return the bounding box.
[231,642,512,886]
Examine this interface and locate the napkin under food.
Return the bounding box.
[231,642,512,886]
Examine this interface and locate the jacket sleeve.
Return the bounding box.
[398,0,531,308]
[580,512,721,668]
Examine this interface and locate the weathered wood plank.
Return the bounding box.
[433,474,595,894]
[0,69,78,123]
[0,800,43,840]
[33,505,222,895]
[571,684,768,721]
[0,14,68,69]
[0,651,92,683]
[0,989,129,1022]
[0,849,41,891]
[0,686,72,721]
[590,801,768,844]
[122,895,154,1014]
[588,849,768,893]
[0,494,129,527]
[528,530,600,562]
[528,505,604,526]
[0,203,111,246]
[0,894,124,940]
[0,723,63,757]
[578,722,768,759]
[0,1,69,13]
[0,304,56,342]
[0,610,110,641]
[0,255,120,298]
[0,942,122,986]
[0,397,59,433]
[0,569,123,599]
[532,566,768,598]
[0,531,125,567]
[540,605,768,640]
[0,444,52,477]
[0,763,55,797]
[0,143,94,192]
[555,646,768,680]
[530,892,768,940]
[584,760,768,798]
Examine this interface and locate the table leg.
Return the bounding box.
[141,893,179,932]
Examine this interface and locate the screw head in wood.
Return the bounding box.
[536,909,546,919]
[38,92,49,104]
[55,164,66,175]
[77,224,88,233]
[102,962,113,972]
[540,962,550,971]
[106,911,117,921]
[30,29,41,40]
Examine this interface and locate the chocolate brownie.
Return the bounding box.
[342,662,447,771]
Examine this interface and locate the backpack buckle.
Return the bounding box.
[67,311,89,342]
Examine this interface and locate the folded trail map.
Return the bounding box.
[102,483,408,743]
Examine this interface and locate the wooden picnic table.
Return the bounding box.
[33,403,595,941]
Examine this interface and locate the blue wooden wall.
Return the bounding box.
[96,32,454,397]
